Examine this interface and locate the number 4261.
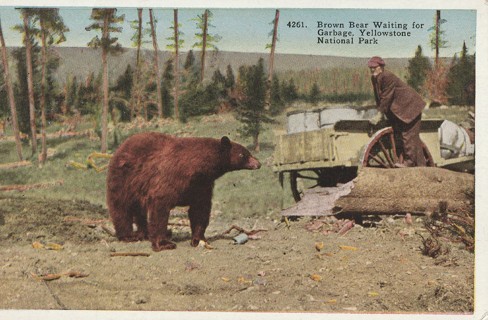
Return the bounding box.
[287,21,306,28]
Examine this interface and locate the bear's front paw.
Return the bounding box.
[151,239,177,251]
[190,237,208,247]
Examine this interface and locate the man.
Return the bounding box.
[368,56,426,167]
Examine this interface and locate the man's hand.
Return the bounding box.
[369,112,384,126]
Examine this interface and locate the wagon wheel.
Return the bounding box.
[361,127,434,168]
[289,169,328,202]
[289,167,357,202]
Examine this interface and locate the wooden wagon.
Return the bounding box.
[272,107,475,202]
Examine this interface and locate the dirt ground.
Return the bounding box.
[0,195,474,315]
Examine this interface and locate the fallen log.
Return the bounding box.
[0,180,64,192]
[0,160,32,170]
[110,252,150,257]
[282,167,474,217]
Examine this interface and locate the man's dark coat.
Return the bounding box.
[371,70,425,124]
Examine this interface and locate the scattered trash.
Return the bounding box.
[208,224,268,244]
[315,242,324,252]
[305,218,356,237]
[368,291,379,297]
[31,273,62,281]
[339,245,358,251]
[404,213,413,225]
[310,274,322,282]
[198,240,214,250]
[31,241,64,251]
[223,224,268,237]
[237,276,253,285]
[253,277,267,286]
[233,233,248,245]
[68,152,112,173]
[31,271,89,282]
[338,220,355,236]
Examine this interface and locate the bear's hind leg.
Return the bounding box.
[147,201,176,251]
[132,203,149,241]
[110,202,148,242]
[109,206,134,241]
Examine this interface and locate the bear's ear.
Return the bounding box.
[220,136,232,150]
[220,136,231,150]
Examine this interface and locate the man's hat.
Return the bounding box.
[368,56,385,68]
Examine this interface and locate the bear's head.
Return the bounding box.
[220,136,261,171]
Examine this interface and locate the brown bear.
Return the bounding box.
[106,132,261,251]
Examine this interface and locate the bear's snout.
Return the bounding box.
[247,156,261,170]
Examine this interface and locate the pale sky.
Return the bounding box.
[0,7,477,58]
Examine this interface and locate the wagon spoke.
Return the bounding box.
[378,140,395,168]
[389,131,399,163]
[368,153,389,168]
[362,126,434,168]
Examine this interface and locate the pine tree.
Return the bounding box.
[265,9,280,109]
[86,8,125,153]
[161,59,174,118]
[12,45,39,137]
[225,64,235,90]
[31,8,68,164]
[282,78,298,103]
[111,64,133,121]
[446,42,475,106]
[309,82,321,105]
[236,58,274,152]
[269,75,283,115]
[129,8,149,121]
[182,50,199,88]
[429,10,448,67]
[192,10,220,82]
[16,9,38,156]
[0,18,23,160]
[406,45,431,94]
[148,9,163,118]
[166,9,184,120]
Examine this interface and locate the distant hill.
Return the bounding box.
[6,47,410,84]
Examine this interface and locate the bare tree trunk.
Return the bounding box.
[62,82,68,115]
[266,9,280,110]
[173,9,180,120]
[0,19,23,161]
[149,9,163,118]
[136,8,142,67]
[435,10,440,67]
[23,13,37,156]
[200,9,208,82]
[253,132,260,153]
[132,8,143,121]
[100,12,110,153]
[39,18,48,165]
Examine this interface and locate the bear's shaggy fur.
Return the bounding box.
[106,132,261,251]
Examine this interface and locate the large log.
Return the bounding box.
[281,167,474,217]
